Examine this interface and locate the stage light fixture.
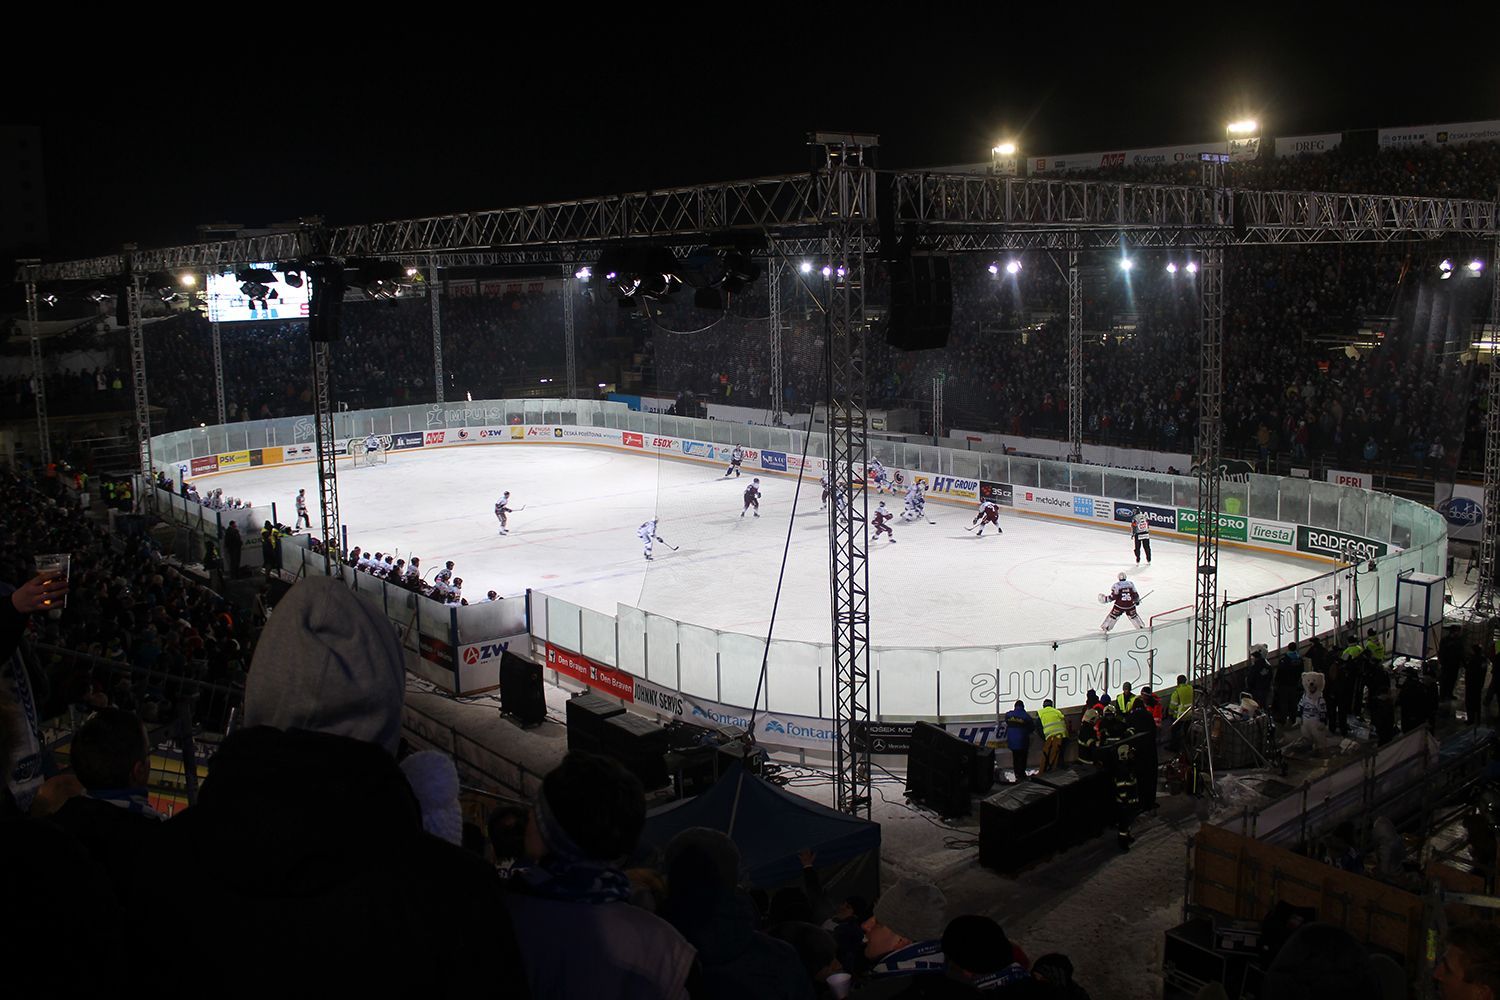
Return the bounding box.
[1468,259,1485,274]
[694,287,724,310]
[1226,120,1259,135]
[1186,261,1199,275]
[993,142,1017,156]
[575,266,592,281]
[1166,262,1178,274]
[987,263,999,275]
[835,265,847,279]
[720,251,762,295]
[1119,258,1134,272]
[821,266,832,277]
[179,274,196,287]
[800,261,813,274]
[40,293,58,307]
[1005,261,1022,275]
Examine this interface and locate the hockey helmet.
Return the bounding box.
[753,477,760,483]
[878,500,886,507]
[1118,571,1127,581]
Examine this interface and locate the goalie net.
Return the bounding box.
[345,435,388,466]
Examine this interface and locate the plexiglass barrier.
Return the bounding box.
[155,399,1447,716]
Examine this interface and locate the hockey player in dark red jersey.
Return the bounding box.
[741,478,762,518]
[873,501,896,542]
[972,500,1002,536]
[1100,571,1145,631]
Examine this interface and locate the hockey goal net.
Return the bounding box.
[346,435,389,467]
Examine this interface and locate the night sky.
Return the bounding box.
[21,22,1500,260]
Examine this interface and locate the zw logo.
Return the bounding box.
[426,431,445,445]
[461,641,508,665]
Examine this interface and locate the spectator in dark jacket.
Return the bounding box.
[1004,701,1039,783]
[1273,644,1303,726]
[224,520,243,577]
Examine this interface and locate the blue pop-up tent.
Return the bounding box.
[641,763,881,897]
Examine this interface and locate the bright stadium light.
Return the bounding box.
[179,273,196,287]
[1005,260,1022,275]
[575,266,592,281]
[1186,261,1199,275]
[987,263,1000,275]
[836,265,847,278]
[1166,262,1178,274]
[1119,258,1134,272]
[1440,259,1455,280]
[993,142,1017,156]
[1226,120,1259,135]
[1468,259,1485,274]
[800,261,813,274]
[821,265,832,278]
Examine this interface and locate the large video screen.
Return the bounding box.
[205,264,312,323]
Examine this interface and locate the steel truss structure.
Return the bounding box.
[931,373,944,444]
[1193,247,1227,686]
[1476,236,1500,617]
[20,266,50,466]
[17,153,1499,816]
[768,254,785,425]
[126,274,152,509]
[212,322,226,426]
[1066,249,1082,463]
[562,269,577,400]
[430,262,445,404]
[311,339,340,571]
[817,134,877,818]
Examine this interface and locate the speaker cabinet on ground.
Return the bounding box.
[499,652,546,727]
[979,781,1061,873]
[1034,764,1111,847]
[906,721,978,817]
[564,693,625,755]
[887,254,952,351]
[601,711,671,790]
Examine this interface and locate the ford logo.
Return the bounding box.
[1438,496,1483,527]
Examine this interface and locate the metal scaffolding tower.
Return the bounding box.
[126,273,153,506]
[20,264,50,466]
[1475,236,1500,617]
[562,269,577,400]
[768,254,785,425]
[430,262,444,404]
[1067,249,1083,463]
[932,373,945,444]
[1191,246,1226,686]
[818,132,877,819]
[311,338,341,573]
[212,321,226,426]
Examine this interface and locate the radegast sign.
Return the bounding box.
[1295,525,1388,561]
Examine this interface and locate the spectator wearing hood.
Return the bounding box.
[130,576,528,996]
[853,877,948,999]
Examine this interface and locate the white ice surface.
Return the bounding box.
[202,444,1319,647]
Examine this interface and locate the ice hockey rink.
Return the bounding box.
[200,444,1323,647]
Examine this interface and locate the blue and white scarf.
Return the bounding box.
[508,859,633,905]
[868,940,946,978]
[84,787,164,821]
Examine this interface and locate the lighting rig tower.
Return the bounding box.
[563,266,577,400]
[768,252,786,426]
[816,131,877,819]
[431,257,445,404]
[1476,239,1500,618]
[125,267,153,508]
[1067,247,1083,463]
[19,261,50,466]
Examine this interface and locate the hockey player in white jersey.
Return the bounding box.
[1131,510,1152,565]
[1100,571,1146,631]
[639,518,659,560]
[820,473,833,511]
[900,481,928,522]
[365,433,380,455]
[723,445,746,478]
[495,491,513,534]
[295,489,311,530]
[868,458,891,494]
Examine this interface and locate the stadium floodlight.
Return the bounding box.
[1440,259,1455,280]
[835,265,847,279]
[1005,260,1022,275]
[821,265,833,278]
[1185,261,1199,275]
[405,267,419,277]
[800,261,813,274]
[993,142,1017,156]
[1166,262,1178,274]
[1118,258,1134,272]
[575,266,592,281]
[987,263,1000,276]
[178,273,196,287]
[1468,259,1485,274]
[1226,120,1259,135]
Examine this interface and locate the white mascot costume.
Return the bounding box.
[1297,671,1329,752]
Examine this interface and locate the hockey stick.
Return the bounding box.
[655,536,679,551]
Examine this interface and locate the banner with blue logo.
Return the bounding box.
[760,450,788,472]
[681,440,716,459]
[391,432,425,451]
[1434,483,1485,541]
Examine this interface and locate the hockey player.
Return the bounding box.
[435,560,456,589]
[1132,510,1152,565]
[741,478,762,518]
[972,500,1003,536]
[723,445,746,478]
[900,481,927,523]
[495,491,513,534]
[1100,572,1146,632]
[820,473,833,511]
[873,501,896,542]
[404,558,422,587]
[868,458,890,494]
[639,517,659,560]
[295,489,311,530]
[364,433,380,456]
